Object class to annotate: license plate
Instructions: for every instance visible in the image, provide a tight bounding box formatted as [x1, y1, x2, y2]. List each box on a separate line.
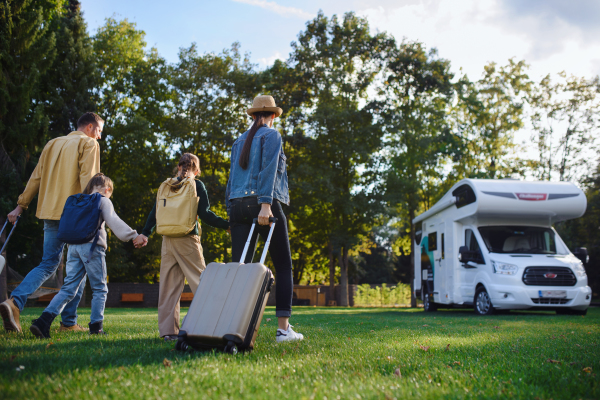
[538, 290, 567, 298]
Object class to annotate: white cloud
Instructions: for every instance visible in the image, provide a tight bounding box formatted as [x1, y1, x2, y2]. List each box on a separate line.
[357, 0, 600, 80]
[257, 51, 284, 68]
[232, 0, 314, 19]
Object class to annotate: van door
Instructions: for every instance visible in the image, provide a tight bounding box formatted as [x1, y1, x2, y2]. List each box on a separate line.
[440, 222, 455, 304]
[459, 227, 483, 304]
[435, 222, 450, 304]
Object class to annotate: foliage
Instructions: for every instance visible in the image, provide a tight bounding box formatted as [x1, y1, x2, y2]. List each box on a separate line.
[0, 0, 65, 279]
[529, 73, 600, 183]
[289, 12, 391, 305]
[354, 283, 412, 306]
[452, 59, 531, 180]
[0, 307, 598, 399]
[2, 5, 600, 300]
[555, 166, 600, 298]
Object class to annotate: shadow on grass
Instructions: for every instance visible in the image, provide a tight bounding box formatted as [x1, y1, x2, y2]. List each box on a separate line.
[0, 337, 220, 377]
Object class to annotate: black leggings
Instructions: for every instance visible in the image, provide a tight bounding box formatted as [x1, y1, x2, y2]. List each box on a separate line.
[229, 197, 293, 318]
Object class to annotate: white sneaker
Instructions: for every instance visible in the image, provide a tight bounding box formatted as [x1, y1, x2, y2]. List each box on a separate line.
[276, 324, 304, 343]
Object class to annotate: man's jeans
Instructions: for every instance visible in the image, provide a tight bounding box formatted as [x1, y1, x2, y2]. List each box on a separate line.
[10, 220, 85, 326]
[44, 243, 107, 324]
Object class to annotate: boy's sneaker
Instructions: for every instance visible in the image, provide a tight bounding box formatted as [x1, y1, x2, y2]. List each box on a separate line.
[276, 324, 304, 343]
[59, 322, 89, 332]
[0, 298, 22, 333]
[89, 321, 107, 335]
[30, 315, 53, 339]
[163, 335, 178, 342]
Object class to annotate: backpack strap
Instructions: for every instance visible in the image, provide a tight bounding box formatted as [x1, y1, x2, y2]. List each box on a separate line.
[86, 193, 104, 264]
[86, 229, 101, 264]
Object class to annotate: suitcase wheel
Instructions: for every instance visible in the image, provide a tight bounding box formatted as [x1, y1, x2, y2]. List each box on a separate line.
[224, 341, 238, 355]
[267, 277, 274, 292]
[175, 338, 188, 352]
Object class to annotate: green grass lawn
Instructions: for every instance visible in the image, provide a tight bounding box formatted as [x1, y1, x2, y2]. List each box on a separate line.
[1, 306, 598, 399]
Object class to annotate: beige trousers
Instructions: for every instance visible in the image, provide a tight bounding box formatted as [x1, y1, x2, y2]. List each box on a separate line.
[158, 234, 206, 337]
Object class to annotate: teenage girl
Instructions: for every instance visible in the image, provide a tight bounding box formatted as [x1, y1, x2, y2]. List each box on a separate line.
[138, 153, 229, 341]
[226, 95, 303, 342]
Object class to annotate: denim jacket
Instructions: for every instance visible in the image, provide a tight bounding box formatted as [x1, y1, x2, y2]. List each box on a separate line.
[226, 125, 289, 208]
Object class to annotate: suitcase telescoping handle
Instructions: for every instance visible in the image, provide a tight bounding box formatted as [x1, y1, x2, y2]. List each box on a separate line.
[0, 216, 20, 254]
[239, 217, 277, 265]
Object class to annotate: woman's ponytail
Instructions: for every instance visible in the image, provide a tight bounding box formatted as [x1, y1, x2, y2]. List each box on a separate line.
[239, 111, 274, 170]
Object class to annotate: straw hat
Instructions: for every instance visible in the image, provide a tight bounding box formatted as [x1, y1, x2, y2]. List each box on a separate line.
[246, 95, 283, 117]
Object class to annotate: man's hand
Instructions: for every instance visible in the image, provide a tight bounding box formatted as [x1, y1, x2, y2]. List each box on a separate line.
[8, 206, 23, 224]
[133, 234, 148, 248]
[258, 203, 273, 226]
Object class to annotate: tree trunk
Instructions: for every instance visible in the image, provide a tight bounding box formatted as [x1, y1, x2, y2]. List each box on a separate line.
[339, 246, 349, 307]
[0, 216, 8, 302]
[409, 209, 417, 308]
[328, 242, 335, 304]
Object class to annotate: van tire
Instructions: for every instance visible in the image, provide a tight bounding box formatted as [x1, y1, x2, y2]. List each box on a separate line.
[423, 287, 437, 312]
[474, 286, 494, 316]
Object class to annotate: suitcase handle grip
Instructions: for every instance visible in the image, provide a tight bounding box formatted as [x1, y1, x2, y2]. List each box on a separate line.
[240, 218, 277, 264]
[252, 217, 277, 224]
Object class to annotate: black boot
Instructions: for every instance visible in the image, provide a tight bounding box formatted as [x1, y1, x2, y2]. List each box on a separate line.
[30, 312, 55, 339]
[89, 321, 107, 335]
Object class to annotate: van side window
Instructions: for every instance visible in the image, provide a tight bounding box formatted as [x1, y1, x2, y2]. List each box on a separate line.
[441, 233, 445, 259]
[428, 232, 437, 251]
[465, 229, 484, 263]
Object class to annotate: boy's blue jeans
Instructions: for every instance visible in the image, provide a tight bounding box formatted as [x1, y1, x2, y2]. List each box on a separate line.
[44, 243, 107, 324]
[10, 220, 85, 326]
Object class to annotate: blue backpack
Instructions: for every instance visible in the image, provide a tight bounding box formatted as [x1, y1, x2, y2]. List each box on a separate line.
[57, 193, 104, 261]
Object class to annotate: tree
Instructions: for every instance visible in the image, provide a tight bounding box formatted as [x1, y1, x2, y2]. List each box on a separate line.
[452, 59, 531, 179]
[93, 18, 172, 282]
[290, 12, 391, 305]
[0, 0, 63, 299]
[379, 41, 456, 307]
[529, 73, 600, 183]
[41, 0, 97, 140]
[168, 42, 260, 264]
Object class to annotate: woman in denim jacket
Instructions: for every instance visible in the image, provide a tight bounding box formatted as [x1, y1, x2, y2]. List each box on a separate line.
[226, 95, 303, 343]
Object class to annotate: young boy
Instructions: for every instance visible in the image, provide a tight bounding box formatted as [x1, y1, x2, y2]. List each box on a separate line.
[30, 173, 142, 338]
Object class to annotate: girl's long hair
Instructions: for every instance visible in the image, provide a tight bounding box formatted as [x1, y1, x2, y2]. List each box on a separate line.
[170, 153, 200, 192]
[83, 173, 113, 195]
[239, 111, 275, 170]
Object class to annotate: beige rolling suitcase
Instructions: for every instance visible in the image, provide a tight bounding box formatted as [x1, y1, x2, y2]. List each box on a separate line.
[176, 218, 276, 354]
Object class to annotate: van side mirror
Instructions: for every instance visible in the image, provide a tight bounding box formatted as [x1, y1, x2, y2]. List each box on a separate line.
[458, 246, 469, 262]
[458, 245, 483, 264]
[573, 247, 589, 264]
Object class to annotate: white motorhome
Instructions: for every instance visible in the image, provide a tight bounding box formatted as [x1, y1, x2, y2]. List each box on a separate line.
[413, 179, 591, 315]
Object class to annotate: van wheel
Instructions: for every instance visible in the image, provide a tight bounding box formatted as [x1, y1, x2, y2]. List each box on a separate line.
[474, 287, 494, 315]
[423, 287, 437, 312]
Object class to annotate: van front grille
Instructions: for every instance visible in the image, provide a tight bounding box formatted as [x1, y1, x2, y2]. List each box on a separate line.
[522, 267, 576, 286]
[531, 298, 570, 305]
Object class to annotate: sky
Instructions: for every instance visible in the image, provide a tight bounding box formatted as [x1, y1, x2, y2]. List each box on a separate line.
[81, 0, 600, 81]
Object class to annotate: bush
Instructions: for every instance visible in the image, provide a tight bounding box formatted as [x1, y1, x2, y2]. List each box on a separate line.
[354, 283, 411, 307]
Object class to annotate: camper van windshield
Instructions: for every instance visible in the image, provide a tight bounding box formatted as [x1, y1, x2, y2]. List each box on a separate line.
[478, 226, 558, 254]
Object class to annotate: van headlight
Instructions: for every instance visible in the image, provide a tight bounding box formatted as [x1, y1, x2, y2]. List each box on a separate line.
[491, 260, 518, 275]
[571, 261, 586, 278]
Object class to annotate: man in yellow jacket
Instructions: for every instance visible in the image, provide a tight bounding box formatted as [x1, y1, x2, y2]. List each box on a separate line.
[0, 112, 103, 333]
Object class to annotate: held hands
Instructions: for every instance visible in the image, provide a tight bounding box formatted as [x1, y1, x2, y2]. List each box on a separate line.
[258, 203, 273, 226]
[7, 205, 23, 224]
[133, 234, 148, 249]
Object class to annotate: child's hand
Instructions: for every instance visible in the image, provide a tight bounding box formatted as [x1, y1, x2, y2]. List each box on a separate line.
[133, 234, 148, 248]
